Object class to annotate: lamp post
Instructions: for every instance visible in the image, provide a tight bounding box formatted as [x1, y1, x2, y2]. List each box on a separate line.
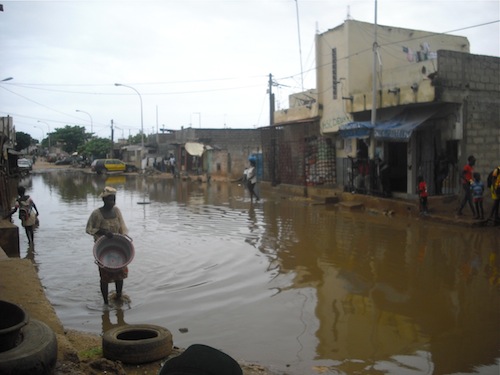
[1, 77, 13, 82]
[37, 120, 51, 149]
[33, 126, 45, 144]
[114, 83, 144, 149]
[75, 109, 93, 134]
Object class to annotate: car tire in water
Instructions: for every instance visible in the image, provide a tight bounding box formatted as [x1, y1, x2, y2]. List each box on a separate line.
[102, 324, 173, 364]
[0, 319, 58, 375]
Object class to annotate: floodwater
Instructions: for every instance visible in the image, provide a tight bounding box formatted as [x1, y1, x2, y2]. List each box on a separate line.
[14, 171, 500, 375]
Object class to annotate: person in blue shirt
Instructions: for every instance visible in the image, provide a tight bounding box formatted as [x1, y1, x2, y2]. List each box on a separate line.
[471, 172, 484, 220]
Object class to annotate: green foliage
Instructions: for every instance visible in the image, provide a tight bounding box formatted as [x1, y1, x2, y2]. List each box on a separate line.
[15, 131, 32, 151]
[51, 125, 90, 153]
[128, 133, 143, 145]
[78, 346, 102, 359]
[79, 137, 111, 159]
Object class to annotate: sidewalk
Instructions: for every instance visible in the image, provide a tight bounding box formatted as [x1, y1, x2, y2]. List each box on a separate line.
[339, 191, 496, 227]
[32, 158, 496, 227]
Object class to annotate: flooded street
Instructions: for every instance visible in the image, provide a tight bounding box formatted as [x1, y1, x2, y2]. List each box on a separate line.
[15, 171, 500, 375]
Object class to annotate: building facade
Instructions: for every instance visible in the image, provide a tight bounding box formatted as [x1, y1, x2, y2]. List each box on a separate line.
[272, 19, 499, 198]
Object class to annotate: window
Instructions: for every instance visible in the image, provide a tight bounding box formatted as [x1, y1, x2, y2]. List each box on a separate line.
[332, 48, 337, 100]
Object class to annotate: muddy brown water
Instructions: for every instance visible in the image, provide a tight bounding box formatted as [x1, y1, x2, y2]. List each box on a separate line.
[13, 171, 500, 375]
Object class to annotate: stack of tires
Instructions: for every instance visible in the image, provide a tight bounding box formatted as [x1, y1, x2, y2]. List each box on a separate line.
[0, 300, 57, 375]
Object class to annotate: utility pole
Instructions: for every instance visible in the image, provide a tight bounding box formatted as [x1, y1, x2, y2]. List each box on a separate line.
[294, 0, 304, 91]
[110, 119, 114, 158]
[268, 73, 275, 126]
[371, 0, 378, 126]
[370, 0, 378, 159]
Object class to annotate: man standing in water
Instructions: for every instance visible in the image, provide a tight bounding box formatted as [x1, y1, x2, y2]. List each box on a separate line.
[86, 187, 129, 305]
[246, 158, 260, 202]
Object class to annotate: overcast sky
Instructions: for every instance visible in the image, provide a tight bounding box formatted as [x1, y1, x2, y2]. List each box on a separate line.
[1, 0, 498, 141]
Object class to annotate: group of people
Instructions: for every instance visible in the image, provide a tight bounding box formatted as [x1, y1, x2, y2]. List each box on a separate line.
[457, 155, 500, 221]
[418, 154, 500, 221]
[151, 153, 177, 175]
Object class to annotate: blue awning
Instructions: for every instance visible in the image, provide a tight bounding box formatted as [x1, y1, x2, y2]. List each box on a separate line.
[374, 107, 437, 141]
[339, 121, 374, 139]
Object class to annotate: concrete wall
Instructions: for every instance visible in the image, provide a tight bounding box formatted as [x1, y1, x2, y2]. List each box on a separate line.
[436, 51, 500, 179]
[171, 128, 261, 178]
[0, 219, 20, 257]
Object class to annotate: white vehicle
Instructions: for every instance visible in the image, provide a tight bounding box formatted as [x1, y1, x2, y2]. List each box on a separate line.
[17, 158, 32, 173]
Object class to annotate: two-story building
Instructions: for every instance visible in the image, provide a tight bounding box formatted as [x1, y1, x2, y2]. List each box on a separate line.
[268, 19, 500, 198]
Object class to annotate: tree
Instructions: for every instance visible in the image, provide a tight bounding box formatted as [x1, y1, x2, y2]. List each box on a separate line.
[15, 131, 32, 152]
[51, 125, 90, 153]
[78, 137, 111, 159]
[128, 133, 143, 145]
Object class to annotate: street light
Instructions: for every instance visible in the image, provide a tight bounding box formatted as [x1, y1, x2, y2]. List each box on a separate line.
[33, 126, 45, 144]
[37, 120, 51, 149]
[114, 83, 144, 149]
[75, 109, 93, 134]
[1, 77, 13, 82]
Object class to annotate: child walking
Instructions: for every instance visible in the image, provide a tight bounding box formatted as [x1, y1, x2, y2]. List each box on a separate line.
[471, 172, 484, 220]
[417, 176, 428, 214]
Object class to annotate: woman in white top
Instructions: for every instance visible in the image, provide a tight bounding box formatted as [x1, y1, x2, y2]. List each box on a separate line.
[86, 186, 128, 305]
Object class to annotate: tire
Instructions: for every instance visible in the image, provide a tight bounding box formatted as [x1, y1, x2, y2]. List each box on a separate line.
[0, 319, 57, 375]
[102, 324, 173, 364]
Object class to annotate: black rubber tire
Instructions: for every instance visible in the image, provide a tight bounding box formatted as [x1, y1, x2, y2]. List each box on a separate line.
[0, 319, 58, 375]
[102, 324, 173, 364]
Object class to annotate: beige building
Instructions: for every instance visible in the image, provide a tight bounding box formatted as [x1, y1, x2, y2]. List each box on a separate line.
[316, 20, 471, 196]
[271, 19, 500, 198]
[317, 20, 469, 135]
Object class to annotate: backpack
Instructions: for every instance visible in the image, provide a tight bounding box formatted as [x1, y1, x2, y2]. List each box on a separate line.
[18, 198, 32, 221]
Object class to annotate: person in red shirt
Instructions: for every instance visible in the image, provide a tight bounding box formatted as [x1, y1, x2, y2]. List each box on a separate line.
[417, 175, 428, 214]
[457, 155, 476, 216]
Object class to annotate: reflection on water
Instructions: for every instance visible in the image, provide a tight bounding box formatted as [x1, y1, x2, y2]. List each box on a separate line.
[15, 171, 500, 374]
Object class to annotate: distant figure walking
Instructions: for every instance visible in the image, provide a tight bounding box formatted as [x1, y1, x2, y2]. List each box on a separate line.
[471, 172, 484, 220]
[246, 159, 259, 202]
[457, 155, 476, 217]
[169, 153, 176, 176]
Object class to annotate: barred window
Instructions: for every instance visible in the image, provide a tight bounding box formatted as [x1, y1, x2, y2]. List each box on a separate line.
[332, 48, 337, 100]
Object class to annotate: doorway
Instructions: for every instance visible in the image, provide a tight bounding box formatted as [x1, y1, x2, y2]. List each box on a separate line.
[388, 142, 407, 192]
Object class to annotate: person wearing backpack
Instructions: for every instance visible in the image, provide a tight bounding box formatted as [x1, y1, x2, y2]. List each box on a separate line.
[12, 186, 39, 244]
[246, 159, 260, 202]
[487, 166, 500, 223]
